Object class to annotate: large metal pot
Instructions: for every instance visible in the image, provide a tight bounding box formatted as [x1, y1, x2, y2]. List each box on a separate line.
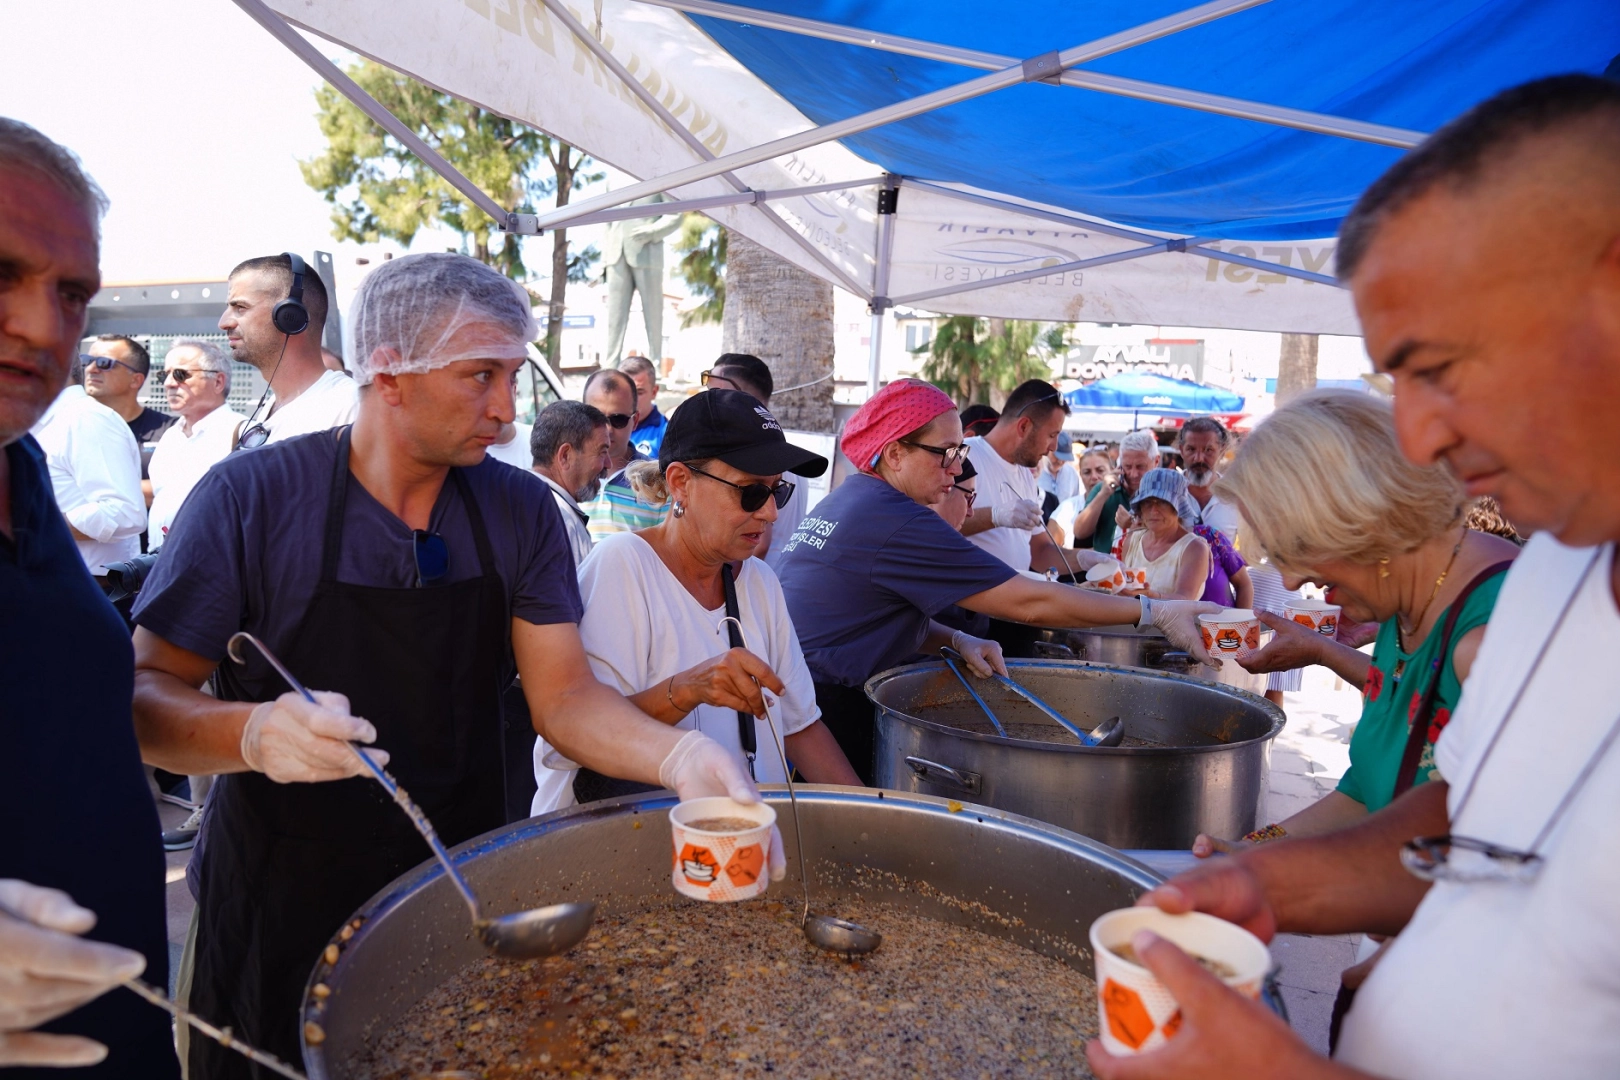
[300, 789, 1161, 1077]
[868, 659, 1284, 849]
[1034, 623, 1270, 695]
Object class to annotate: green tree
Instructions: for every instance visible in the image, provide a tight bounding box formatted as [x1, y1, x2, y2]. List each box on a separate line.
[916, 317, 1063, 408]
[672, 213, 726, 328]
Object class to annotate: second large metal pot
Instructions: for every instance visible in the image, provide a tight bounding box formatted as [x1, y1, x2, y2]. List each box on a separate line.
[869, 659, 1284, 849]
[1034, 623, 1270, 695]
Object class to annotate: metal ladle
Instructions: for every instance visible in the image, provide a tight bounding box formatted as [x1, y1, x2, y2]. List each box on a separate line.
[226, 632, 596, 960]
[719, 617, 881, 957]
[939, 646, 1125, 747]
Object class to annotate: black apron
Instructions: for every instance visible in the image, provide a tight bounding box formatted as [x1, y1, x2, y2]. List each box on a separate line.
[189, 431, 510, 1079]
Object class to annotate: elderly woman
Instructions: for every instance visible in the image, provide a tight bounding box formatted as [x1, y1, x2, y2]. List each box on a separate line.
[562, 390, 861, 806]
[775, 380, 1216, 781]
[1194, 389, 1518, 853]
[1119, 468, 1211, 601]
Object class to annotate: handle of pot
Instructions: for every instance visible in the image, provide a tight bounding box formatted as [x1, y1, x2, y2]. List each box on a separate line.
[1032, 641, 1077, 661]
[1154, 651, 1194, 670]
[904, 756, 982, 795]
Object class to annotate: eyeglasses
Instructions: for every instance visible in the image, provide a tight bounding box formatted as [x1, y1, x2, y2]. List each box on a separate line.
[81, 353, 142, 376]
[700, 369, 740, 392]
[165, 368, 221, 384]
[413, 530, 449, 587]
[1014, 389, 1070, 418]
[952, 484, 977, 507]
[1399, 835, 1544, 885]
[899, 439, 970, 469]
[602, 412, 633, 429]
[236, 423, 270, 450]
[685, 464, 795, 513]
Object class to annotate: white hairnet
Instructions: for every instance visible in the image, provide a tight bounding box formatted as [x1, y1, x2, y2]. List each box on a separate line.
[348, 252, 537, 387]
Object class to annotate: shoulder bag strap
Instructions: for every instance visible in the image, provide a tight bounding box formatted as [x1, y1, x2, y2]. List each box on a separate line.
[1392, 559, 1516, 797]
[720, 562, 757, 779]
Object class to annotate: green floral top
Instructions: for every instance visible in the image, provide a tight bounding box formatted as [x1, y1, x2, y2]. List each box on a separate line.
[1336, 570, 1507, 813]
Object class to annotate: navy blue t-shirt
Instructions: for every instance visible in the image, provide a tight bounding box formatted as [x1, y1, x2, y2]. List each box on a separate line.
[134, 427, 585, 673]
[774, 473, 1017, 687]
[1, 436, 177, 1078]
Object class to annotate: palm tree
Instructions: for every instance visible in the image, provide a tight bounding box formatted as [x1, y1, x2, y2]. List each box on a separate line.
[918, 317, 1064, 408]
[719, 230, 834, 433]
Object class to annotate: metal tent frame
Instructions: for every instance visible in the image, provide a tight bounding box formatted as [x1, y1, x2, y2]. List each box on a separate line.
[233, 0, 1428, 393]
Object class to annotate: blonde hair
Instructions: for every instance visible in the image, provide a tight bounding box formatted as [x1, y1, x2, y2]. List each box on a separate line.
[625, 460, 669, 507]
[1214, 389, 1463, 570]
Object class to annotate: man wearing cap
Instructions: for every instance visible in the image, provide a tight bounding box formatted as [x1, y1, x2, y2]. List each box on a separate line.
[777, 379, 1217, 781]
[1037, 432, 1082, 516]
[128, 253, 770, 1078]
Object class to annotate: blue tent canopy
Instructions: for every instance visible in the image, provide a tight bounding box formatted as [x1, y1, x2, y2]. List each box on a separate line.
[1064, 372, 1245, 415]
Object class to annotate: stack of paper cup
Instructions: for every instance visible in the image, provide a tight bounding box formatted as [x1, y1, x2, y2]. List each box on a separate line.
[1284, 599, 1342, 638]
[668, 797, 776, 902]
[1089, 908, 1270, 1055]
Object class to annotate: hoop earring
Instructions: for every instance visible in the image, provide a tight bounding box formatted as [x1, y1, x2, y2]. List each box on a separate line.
[672, 501, 685, 518]
[1378, 558, 1390, 579]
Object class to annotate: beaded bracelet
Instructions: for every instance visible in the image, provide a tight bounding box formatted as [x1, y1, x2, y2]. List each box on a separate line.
[1243, 823, 1288, 843]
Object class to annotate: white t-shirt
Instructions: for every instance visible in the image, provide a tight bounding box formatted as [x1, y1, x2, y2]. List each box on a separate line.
[30, 386, 145, 573]
[965, 435, 1040, 571]
[147, 403, 247, 542]
[1338, 536, 1620, 1079]
[1192, 485, 1244, 543]
[252, 369, 359, 444]
[486, 422, 533, 470]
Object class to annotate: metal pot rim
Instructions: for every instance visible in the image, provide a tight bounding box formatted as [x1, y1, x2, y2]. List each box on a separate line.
[863, 657, 1286, 754]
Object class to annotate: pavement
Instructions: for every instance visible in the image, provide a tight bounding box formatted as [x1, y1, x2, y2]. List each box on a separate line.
[153, 662, 1367, 1054]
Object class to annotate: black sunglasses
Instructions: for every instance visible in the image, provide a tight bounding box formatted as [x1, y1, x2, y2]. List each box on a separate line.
[413, 529, 449, 587]
[899, 438, 970, 469]
[1014, 389, 1070, 418]
[165, 367, 222, 383]
[81, 353, 143, 375]
[236, 423, 270, 450]
[602, 412, 633, 429]
[685, 464, 795, 513]
[700, 369, 740, 391]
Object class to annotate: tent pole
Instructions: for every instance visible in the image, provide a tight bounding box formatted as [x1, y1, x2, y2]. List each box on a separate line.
[867, 177, 899, 399]
[537, 0, 873, 298]
[529, 0, 1269, 232]
[229, 0, 510, 229]
[526, 177, 884, 231]
[867, 312, 885, 399]
[632, 0, 1423, 148]
[891, 241, 1178, 307]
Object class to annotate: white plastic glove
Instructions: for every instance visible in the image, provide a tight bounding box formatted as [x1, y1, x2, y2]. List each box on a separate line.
[240, 691, 390, 784]
[1140, 597, 1224, 667]
[658, 729, 786, 883]
[992, 498, 1043, 531]
[0, 880, 147, 1067]
[949, 630, 1008, 679]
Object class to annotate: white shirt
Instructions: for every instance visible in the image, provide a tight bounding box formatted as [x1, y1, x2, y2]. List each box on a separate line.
[965, 435, 1041, 571]
[486, 422, 533, 470]
[535, 472, 593, 570]
[1191, 485, 1243, 542]
[147, 403, 248, 542]
[1338, 536, 1620, 1080]
[251, 369, 359, 444]
[1037, 463, 1081, 504]
[30, 386, 145, 573]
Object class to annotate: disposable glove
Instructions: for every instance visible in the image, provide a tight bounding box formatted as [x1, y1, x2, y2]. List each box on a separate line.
[949, 630, 1008, 678]
[1139, 597, 1223, 666]
[658, 729, 786, 883]
[991, 498, 1043, 531]
[240, 690, 390, 784]
[0, 880, 146, 1067]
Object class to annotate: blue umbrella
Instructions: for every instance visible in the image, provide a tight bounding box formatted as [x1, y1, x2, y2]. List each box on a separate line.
[1062, 372, 1245, 417]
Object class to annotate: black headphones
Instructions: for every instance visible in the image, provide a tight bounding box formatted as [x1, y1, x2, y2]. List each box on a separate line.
[271, 251, 310, 336]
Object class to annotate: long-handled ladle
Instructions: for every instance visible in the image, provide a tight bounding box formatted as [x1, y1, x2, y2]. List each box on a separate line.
[719, 617, 881, 957]
[226, 632, 596, 960]
[939, 645, 1124, 747]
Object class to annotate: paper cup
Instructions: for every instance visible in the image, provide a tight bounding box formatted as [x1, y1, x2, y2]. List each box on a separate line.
[1089, 908, 1270, 1055]
[1284, 599, 1342, 638]
[1197, 608, 1264, 660]
[669, 797, 776, 902]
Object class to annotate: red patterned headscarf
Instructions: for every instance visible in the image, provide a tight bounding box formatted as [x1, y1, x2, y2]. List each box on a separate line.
[841, 379, 958, 475]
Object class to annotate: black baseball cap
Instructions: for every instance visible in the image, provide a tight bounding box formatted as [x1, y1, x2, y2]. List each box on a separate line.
[659, 389, 829, 478]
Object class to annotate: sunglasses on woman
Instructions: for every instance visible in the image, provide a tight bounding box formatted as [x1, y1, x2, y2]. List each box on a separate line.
[686, 464, 795, 512]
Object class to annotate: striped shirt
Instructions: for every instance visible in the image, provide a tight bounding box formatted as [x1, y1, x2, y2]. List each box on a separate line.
[583, 463, 668, 540]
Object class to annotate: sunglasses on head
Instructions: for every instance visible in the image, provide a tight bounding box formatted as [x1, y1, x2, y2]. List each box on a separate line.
[685, 464, 795, 513]
[81, 353, 142, 375]
[699, 369, 740, 391]
[165, 367, 221, 384]
[1014, 389, 1070, 418]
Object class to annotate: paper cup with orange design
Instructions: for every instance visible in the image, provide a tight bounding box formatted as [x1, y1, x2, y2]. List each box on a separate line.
[1197, 608, 1265, 660]
[1089, 907, 1270, 1055]
[669, 797, 776, 902]
[1284, 599, 1342, 639]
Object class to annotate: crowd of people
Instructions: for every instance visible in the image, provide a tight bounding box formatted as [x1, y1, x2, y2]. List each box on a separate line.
[2, 70, 1618, 1080]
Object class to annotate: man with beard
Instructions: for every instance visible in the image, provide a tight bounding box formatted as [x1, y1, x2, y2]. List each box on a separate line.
[219, 253, 356, 448]
[1179, 416, 1239, 539]
[531, 400, 611, 568]
[1084, 75, 1620, 1080]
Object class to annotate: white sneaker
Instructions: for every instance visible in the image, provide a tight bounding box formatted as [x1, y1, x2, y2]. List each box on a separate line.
[162, 805, 205, 851]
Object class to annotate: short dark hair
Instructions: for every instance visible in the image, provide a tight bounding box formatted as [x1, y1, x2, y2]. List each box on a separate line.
[1178, 416, 1229, 447]
[532, 400, 608, 467]
[228, 253, 330, 334]
[583, 367, 637, 404]
[1000, 379, 1065, 423]
[1338, 75, 1620, 280]
[712, 353, 773, 400]
[94, 333, 150, 374]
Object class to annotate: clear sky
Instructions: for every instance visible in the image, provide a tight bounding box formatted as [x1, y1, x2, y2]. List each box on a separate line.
[0, 0, 611, 302]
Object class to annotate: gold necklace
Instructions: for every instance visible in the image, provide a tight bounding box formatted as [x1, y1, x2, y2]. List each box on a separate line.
[1397, 530, 1465, 654]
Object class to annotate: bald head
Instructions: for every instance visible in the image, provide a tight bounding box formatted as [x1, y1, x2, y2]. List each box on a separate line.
[1345, 75, 1620, 546]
